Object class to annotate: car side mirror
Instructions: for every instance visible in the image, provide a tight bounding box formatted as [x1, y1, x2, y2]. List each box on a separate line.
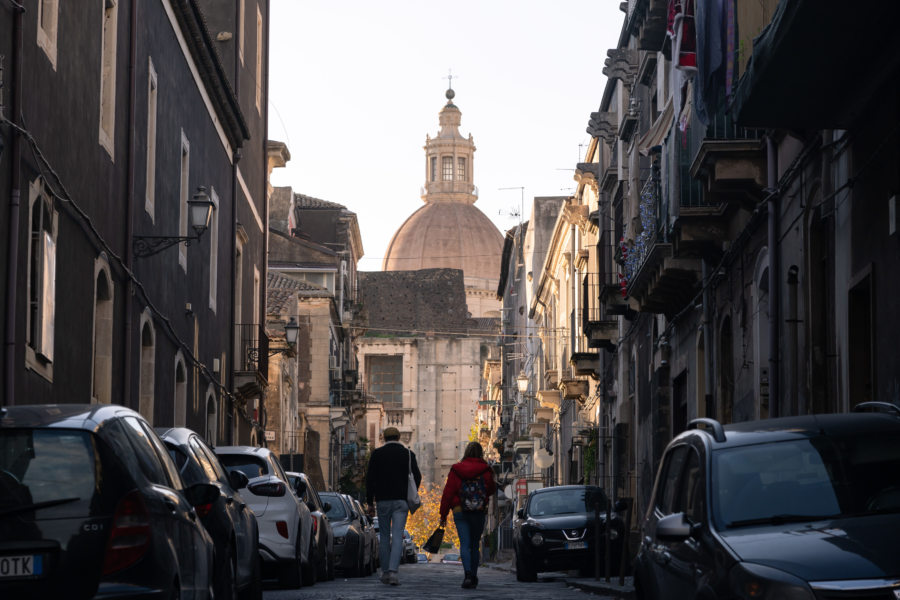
[656, 512, 696, 541]
[516, 508, 525, 519]
[614, 499, 628, 512]
[185, 482, 219, 507]
[228, 470, 249, 490]
[323, 501, 331, 513]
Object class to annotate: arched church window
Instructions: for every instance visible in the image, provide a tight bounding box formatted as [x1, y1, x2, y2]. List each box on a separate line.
[442, 156, 453, 180]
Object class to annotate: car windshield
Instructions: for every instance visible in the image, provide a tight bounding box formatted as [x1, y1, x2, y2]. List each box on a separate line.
[527, 487, 608, 516]
[217, 453, 268, 480]
[713, 433, 900, 529]
[321, 494, 347, 519]
[0, 429, 97, 518]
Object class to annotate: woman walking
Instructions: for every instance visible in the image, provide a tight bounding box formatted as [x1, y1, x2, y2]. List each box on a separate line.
[439, 441, 496, 589]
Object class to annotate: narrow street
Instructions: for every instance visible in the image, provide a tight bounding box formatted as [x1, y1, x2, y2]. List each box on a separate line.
[262, 564, 617, 599]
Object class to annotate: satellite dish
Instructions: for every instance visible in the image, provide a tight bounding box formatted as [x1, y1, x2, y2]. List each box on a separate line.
[534, 448, 553, 469]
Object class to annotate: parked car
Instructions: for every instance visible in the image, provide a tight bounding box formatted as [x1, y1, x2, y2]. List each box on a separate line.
[417, 552, 429, 563]
[402, 529, 417, 564]
[319, 492, 367, 576]
[215, 446, 314, 588]
[158, 427, 262, 600]
[634, 410, 900, 600]
[513, 484, 624, 581]
[440, 552, 462, 564]
[285, 471, 335, 581]
[348, 495, 378, 574]
[0, 404, 217, 599]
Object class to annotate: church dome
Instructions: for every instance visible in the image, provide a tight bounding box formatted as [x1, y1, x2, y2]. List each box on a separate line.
[382, 202, 503, 279]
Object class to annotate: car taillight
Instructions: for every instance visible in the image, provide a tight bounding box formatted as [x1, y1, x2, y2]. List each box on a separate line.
[195, 503, 213, 519]
[103, 491, 151, 575]
[276, 520, 289, 539]
[248, 481, 286, 497]
[311, 517, 318, 536]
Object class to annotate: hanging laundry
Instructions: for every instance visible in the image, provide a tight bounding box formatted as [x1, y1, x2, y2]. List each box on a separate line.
[667, 0, 698, 73]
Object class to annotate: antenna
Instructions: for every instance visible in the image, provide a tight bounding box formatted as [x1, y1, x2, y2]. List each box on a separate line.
[499, 186, 525, 224]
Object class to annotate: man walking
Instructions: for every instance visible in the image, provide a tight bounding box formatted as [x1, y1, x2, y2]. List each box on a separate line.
[366, 426, 421, 585]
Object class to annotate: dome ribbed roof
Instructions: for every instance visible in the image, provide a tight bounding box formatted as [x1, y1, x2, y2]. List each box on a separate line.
[382, 202, 503, 279]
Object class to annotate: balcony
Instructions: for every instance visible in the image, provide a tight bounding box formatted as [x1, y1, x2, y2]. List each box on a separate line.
[560, 378, 589, 400]
[385, 406, 415, 440]
[570, 352, 601, 379]
[533, 406, 555, 423]
[625, 176, 700, 317]
[629, 0, 669, 51]
[235, 324, 268, 399]
[528, 422, 547, 438]
[582, 273, 620, 350]
[536, 389, 561, 410]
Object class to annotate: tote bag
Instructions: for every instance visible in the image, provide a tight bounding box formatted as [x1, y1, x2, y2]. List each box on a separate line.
[407, 449, 421, 514]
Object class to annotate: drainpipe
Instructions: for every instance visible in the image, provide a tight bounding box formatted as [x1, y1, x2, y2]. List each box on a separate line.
[767, 135, 780, 417]
[702, 260, 714, 418]
[570, 221, 577, 362]
[229, 0, 242, 443]
[787, 266, 799, 415]
[4, 3, 24, 405]
[122, 0, 138, 409]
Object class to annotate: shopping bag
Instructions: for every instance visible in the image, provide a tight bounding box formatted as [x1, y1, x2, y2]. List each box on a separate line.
[422, 526, 444, 553]
[407, 450, 422, 514]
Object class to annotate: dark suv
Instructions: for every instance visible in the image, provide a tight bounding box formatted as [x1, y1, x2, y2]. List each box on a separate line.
[634, 409, 900, 599]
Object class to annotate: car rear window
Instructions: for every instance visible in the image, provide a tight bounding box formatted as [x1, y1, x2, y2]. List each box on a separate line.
[217, 453, 268, 480]
[0, 429, 98, 518]
[320, 494, 347, 519]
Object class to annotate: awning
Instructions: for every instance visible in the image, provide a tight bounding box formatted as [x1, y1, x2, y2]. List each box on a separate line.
[638, 97, 674, 156]
[732, 0, 900, 130]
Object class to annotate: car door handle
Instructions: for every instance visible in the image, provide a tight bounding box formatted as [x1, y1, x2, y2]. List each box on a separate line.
[226, 496, 234, 505]
[164, 499, 177, 513]
[660, 551, 672, 565]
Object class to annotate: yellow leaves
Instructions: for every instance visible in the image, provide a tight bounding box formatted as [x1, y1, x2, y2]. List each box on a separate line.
[406, 483, 460, 551]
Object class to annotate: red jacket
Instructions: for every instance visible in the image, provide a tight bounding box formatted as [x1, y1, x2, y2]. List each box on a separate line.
[439, 457, 496, 519]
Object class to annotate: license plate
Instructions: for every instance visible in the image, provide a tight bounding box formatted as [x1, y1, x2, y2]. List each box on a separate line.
[0, 555, 43, 578]
[565, 541, 587, 550]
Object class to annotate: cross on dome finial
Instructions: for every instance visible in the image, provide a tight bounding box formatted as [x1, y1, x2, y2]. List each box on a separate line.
[445, 69, 456, 101]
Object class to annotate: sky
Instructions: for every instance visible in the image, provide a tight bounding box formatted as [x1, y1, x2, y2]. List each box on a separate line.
[267, 1, 625, 272]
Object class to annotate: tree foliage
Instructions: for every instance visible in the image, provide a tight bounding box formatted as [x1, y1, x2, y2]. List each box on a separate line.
[405, 483, 460, 551]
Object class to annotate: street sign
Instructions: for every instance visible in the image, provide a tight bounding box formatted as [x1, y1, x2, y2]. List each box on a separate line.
[265, 430, 275, 441]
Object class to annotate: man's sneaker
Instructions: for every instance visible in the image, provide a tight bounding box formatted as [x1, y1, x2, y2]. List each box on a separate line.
[380, 571, 391, 584]
[388, 572, 400, 586]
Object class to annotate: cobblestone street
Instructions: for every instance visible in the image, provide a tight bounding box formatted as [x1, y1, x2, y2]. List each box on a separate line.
[262, 563, 619, 600]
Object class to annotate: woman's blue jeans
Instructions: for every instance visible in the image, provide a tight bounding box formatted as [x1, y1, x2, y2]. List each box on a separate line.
[453, 510, 486, 576]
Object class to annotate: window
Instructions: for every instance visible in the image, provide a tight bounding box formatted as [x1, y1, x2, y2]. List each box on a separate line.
[36, 0, 59, 69]
[27, 179, 57, 371]
[430, 156, 437, 182]
[174, 354, 187, 427]
[99, 0, 118, 156]
[145, 57, 158, 220]
[138, 311, 155, 422]
[189, 437, 219, 482]
[140, 419, 183, 489]
[208, 187, 219, 311]
[442, 156, 453, 181]
[206, 388, 218, 446]
[367, 355, 402, 406]
[255, 5, 262, 113]
[178, 132, 189, 271]
[92, 257, 114, 404]
[457, 157, 466, 181]
[122, 416, 168, 486]
[655, 445, 688, 514]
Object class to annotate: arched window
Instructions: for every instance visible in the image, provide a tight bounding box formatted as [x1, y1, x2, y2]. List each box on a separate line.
[174, 353, 187, 427]
[138, 310, 156, 422]
[206, 387, 218, 445]
[92, 257, 114, 404]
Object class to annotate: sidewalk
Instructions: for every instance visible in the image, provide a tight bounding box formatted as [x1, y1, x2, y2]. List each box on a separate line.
[484, 559, 635, 598]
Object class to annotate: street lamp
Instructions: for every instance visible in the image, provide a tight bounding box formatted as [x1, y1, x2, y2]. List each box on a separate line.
[269, 317, 299, 356]
[133, 187, 215, 257]
[516, 371, 529, 394]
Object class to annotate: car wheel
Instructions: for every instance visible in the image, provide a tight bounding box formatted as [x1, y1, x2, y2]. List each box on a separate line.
[278, 540, 303, 589]
[238, 553, 262, 600]
[515, 548, 537, 583]
[326, 551, 336, 581]
[216, 544, 238, 600]
[316, 544, 328, 581]
[302, 540, 317, 587]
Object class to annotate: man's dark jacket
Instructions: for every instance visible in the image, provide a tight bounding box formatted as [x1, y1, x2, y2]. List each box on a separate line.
[366, 441, 422, 506]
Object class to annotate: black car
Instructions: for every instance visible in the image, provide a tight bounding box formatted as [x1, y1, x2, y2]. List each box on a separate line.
[634, 410, 900, 600]
[319, 492, 368, 576]
[513, 484, 624, 581]
[158, 427, 262, 600]
[286, 471, 335, 581]
[0, 404, 217, 599]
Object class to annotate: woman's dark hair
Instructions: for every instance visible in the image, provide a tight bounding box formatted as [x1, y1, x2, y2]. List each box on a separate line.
[463, 441, 483, 460]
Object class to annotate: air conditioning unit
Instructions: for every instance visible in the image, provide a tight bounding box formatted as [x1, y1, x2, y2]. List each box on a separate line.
[329, 355, 339, 370]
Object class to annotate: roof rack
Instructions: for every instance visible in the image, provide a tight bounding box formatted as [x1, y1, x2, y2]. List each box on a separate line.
[852, 401, 900, 416]
[687, 418, 726, 443]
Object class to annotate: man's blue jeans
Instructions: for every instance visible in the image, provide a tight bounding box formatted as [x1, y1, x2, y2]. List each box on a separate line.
[453, 510, 486, 576]
[377, 499, 409, 574]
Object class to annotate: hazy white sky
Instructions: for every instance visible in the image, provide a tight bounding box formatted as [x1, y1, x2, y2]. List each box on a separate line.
[267, 1, 624, 271]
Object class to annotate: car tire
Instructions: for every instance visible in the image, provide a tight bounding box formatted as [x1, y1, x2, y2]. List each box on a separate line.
[515, 549, 537, 582]
[239, 554, 262, 600]
[215, 543, 238, 600]
[278, 540, 303, 589]
[302, 541, 317, 587]
[326, 551, 335, 581]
